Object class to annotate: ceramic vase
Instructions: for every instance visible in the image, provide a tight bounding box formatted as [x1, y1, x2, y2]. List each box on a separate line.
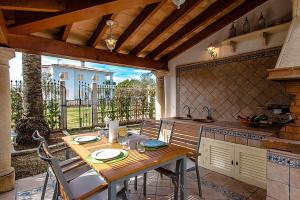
[109, 120, 119, 143]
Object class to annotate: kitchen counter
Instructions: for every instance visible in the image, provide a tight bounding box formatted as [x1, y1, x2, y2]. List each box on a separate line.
[163, 117, 282, 148]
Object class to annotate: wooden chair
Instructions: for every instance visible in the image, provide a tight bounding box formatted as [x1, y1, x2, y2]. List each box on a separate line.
[32, 131, 91, 200]
[156, 123, 204, 197]
[35, 132, 126, 200]
[134, 119, 175, 196]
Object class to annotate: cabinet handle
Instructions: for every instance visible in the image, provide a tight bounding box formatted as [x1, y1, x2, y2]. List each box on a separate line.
[236, 161, 238, 166]
[231, 160, 234, 165]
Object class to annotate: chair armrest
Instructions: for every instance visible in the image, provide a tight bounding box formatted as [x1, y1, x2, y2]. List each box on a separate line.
[77, 183, 109, 199]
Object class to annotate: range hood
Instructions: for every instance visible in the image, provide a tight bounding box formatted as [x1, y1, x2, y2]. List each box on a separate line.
[267, 0, 300, 141]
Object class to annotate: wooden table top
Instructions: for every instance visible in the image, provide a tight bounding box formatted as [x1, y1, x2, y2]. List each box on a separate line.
[62, 133, 190, 183]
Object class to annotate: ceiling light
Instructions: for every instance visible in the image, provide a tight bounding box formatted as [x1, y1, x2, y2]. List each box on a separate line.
[172, 0, 185, 9]
[105, 20, 117, 52]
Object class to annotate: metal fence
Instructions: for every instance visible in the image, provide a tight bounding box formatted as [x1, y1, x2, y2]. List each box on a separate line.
[10, 80, 155, 130]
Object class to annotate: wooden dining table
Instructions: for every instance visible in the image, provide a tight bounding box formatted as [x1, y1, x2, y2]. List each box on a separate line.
[62, 133, 190, 200]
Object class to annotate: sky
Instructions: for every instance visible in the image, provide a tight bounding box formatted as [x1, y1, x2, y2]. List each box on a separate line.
[9, 52, 151, 83]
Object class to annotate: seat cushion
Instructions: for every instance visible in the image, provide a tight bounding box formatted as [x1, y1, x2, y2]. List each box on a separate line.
[160, 158, 195, 173]
[68, 169, 124, 200]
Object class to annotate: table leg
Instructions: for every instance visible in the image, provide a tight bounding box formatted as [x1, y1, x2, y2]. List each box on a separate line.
[108, 181, 117, 200]
[180, 157, 186, 200]
[174, 159, 181, 200]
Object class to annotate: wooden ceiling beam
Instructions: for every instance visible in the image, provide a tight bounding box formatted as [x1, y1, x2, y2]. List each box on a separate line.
[87, 14, 113, 48]
[7, 34, 167, 71]
[8, 0, 162, 34]
[147, 0, 238, 59]
[0, 0, 65, 12]
[0, 10, 8, 45]
[130, 0, 201, 56]
[115, 2, 160, 51]
[58, 24, 72, 41]
[163, 0, 268, 60]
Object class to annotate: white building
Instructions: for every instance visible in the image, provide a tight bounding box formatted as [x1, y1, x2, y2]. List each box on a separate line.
[42, 62, 114, 100]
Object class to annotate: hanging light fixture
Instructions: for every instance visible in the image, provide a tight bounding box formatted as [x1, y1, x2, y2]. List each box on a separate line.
[172, 0, 185, 9]
[105, 20, 117, 52]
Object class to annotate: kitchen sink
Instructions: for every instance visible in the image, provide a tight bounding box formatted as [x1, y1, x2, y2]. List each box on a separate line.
[192, 118, 214, 123]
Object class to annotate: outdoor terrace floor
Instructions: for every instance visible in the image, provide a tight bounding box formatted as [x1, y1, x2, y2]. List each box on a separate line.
[1, 167, 266, 200]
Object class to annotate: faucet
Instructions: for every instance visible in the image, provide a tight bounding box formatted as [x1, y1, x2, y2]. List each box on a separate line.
[183, 105, 192, 118]
[203, 106, 213, 120]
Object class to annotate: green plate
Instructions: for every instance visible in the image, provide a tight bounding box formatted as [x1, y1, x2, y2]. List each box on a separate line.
[86, 150, 129, 164]
[145, 145, 168, 151]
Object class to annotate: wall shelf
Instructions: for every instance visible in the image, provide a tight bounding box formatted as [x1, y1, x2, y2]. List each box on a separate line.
[222, 22, 291, 52]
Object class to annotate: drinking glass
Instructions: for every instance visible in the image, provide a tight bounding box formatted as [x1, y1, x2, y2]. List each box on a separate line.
[136, 140, 145, 153]
[94, 127, 102, 139]
[118, 135, 129, 149]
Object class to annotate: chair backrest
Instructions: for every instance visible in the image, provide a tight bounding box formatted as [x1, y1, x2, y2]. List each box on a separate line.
[170, 122, 203, 161]
[36, 136, 75, 200]
[158, 120, 175, 143]
[140, 119, 162, 140]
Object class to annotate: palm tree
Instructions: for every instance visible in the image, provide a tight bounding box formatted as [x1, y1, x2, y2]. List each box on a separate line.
[16, 53, 50, 144]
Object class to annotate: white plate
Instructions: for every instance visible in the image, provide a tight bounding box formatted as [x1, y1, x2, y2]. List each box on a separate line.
[74, 136, 98, 143]
[91, 149, 122, 160]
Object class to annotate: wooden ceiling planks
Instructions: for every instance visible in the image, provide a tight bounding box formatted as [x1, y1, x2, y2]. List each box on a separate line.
[115, 2, 160, 51]
[8, 0, 162, 34]
[87, 14, 113, 47]
[120, 0, 176, 54]
[163, 0, 268, 60]
[154, 0, 245, 60]
[0, 0, 270, 70]
[130, 0, 204, 56]
[58, 24, 72, 41]
[147, 0, 239, 59]
[0, 0, 65, 12]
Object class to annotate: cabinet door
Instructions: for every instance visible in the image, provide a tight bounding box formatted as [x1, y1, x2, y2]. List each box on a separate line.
[203, 138, 235, 177]
[198, 137, 205, 167]
[234, 144, 267, 189]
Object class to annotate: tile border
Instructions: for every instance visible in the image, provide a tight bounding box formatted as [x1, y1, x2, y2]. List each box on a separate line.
[267, 151, 300, 169]
[204, 126, 267, 141]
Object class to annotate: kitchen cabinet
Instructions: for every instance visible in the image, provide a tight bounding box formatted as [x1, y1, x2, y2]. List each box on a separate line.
[199, 138, 266, 189]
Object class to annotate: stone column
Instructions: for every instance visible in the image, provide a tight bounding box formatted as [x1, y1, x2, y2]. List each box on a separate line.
[91, 76, 98, 126]
[59, 73, 67, 130]
[0, 47, 15, 192]
[153, 70, 168, 120]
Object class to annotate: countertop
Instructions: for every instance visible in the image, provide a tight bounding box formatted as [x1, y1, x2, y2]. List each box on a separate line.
[163, 117, 281, 137]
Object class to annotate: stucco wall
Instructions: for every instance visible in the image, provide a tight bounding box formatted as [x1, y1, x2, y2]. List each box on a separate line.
[165, 0, 292, 117]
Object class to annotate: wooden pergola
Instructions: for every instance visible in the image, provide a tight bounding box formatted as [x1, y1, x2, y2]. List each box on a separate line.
[0, 0, 267, 71]
[0, 0, 269, 193]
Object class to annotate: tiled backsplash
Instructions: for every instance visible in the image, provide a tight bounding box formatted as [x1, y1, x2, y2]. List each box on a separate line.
[176, 47, 291, 122]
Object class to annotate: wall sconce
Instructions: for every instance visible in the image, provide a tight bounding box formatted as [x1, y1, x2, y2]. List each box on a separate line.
[207, 43, 217, 59]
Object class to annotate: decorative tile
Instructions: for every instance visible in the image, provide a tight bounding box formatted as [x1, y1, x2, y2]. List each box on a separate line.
[267, 151, 300, 169]
[176, 47, 291, 122]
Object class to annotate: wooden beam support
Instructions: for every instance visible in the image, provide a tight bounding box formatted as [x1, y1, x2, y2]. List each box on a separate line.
[147, 0, 238, 59]
[87, 14, 113, 47]
[115, 2, 159, 51]
[0, 0, 65, 12]
[0, 10, 8, 45]
[58, 24, 72, 41]
[163, 0, 268, 60]
[9, 0, 162, 34]
[130, 0, 201, 55]
[7, 34, 167, 71]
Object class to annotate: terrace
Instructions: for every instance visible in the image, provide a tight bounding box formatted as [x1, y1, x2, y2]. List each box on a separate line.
[0, 0, 300, 200]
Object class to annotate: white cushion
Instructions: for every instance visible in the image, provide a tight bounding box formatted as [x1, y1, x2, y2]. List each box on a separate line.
[161, 158, 195, 173]
[68, 169, 123, 200]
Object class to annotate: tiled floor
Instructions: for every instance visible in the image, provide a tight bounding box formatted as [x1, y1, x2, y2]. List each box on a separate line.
[1, 167, 266, 200]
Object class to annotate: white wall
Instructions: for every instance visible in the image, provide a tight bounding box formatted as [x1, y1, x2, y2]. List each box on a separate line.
[165, 0, 292, 117]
